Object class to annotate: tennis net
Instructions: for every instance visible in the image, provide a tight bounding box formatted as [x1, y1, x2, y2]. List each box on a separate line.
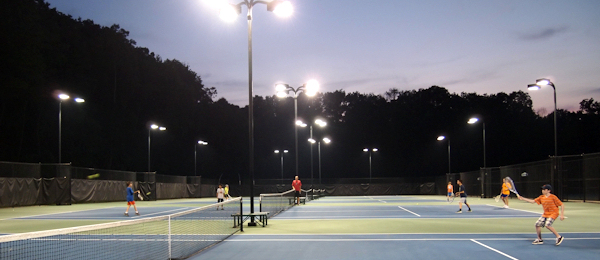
[259, 189, 295, 216]
[0, 197, 242, 260]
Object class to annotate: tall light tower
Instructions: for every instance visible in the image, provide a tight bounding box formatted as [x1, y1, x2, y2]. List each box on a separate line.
[276, 80, 320, 179]
[216, 0, 293, 221]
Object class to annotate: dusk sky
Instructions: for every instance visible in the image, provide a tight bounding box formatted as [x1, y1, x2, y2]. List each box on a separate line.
[45, 0, 600, 113]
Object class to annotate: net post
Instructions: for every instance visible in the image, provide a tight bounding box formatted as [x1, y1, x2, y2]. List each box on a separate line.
[240, 197, 244, 232]
[168, 215, 172, 259]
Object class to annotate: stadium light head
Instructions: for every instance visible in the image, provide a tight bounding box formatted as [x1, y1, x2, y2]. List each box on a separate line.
[467, 118, 479, 124]
[323, 137, 331, 143]
[151, 124, 159, 129]
[527, 84, 541, 91]
[59, 94, 70, 100]
[198, 140, 208, 145]
[315, 119, 327, 127]
[303, 79, 319, 97]
[74, 98, 85, 103]
[373, 148, 378, 152]
[268, 0, 293, 17]
[363, 148, 368, 152]
[536, 78, 552, 86]
[274, 150, 280, 153]
[437, 136, 446, 141]
[308, 138, 316, 144]
[159, 127, 166, 131]
[219, 3, 241, 22]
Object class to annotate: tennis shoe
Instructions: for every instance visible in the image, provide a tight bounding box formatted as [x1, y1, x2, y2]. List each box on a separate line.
[556, 236, 564, 246]
[532, 239, 543, 245]
[503, 205, 509, 208]
[135, 212, 140, 216]
[124, 213, 129, 217]
[456, 210, 462, 213]
[468, 209, 472, 212]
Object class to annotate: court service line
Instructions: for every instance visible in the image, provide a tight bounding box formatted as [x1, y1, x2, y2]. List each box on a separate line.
[130, 207, 191, 218]
[470, 239, 518, 260]
[397, 206, 420, 217]
[485, 204, 542, 215]
[8, 207, 119, 220]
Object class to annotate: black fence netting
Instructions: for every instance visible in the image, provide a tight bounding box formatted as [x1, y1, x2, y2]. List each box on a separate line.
[0, 178, 70, 206]
[2, 152, 599, 207]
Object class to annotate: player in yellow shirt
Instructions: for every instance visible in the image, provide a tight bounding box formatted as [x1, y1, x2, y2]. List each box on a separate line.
[224, 184, 231, 200]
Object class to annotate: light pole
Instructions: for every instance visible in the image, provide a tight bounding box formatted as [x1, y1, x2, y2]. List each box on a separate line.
[309, 137, 331, 185]
[148, 124, 166, 173]
[527, 78, 558, 157]
[467, 117, 486, 168]
[195, 140, 208, 176]
[300, 118, 326, 187]
[274, 149, 288, 184]
[217, 0, 292, 219]
[362, 148, 378, 182]
[276, 80, 320, 180]
[58, 93, 84, 163]
[437, 136, 451, 174]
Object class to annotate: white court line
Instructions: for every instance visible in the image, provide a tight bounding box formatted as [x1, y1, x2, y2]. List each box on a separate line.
[130, 207, 191, 218]
[397, 206, 420, 217]
[6, 207, 119, 220]
[485, 204, 543, 215]
[471, 239, 519, 260]
[274, 216, 548, 220]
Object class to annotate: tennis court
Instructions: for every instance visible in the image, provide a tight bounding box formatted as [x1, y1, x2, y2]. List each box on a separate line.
[191, 195, 600, 260]
[1, 195, 600, 259]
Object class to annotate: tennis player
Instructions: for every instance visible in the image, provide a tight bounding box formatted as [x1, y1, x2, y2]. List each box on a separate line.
[447, 182, 454, 201]
[455, 180, 471, 213]
[124, 181, 140, 216]
[216, 184, 225, 210]
[224, 184, 231, 200]
[292, 176, 302, 205]
[518, 184, 565, 245]
[501, 178, 511, 208]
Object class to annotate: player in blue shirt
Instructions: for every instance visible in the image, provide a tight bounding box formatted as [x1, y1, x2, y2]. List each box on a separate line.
[124, 181, 140, 216]
[455, 180, 472, 213]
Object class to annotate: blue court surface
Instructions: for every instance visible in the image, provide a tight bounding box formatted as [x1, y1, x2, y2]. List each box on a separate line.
[14, 206, 194, 220]
[190, 233, 600, 260]
[187, 195, 600, 260]
[276, 204, 541, 219]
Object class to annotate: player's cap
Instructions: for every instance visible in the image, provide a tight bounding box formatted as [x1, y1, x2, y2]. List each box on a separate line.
[541, 184, 552, 190]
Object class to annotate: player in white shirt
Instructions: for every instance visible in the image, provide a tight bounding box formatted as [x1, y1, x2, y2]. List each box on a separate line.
[216, 184, 225, 210]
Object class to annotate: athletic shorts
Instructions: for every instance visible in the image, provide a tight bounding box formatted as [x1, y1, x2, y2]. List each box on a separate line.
[501, 194, 508, 198]
[127, 201, 135, 205]
[535, 217, 555, 227]
[459, 197, 467, 203]
[217, 198, 224, 203]
[295, 190, 301, 198]
[448, 192, 453, 196]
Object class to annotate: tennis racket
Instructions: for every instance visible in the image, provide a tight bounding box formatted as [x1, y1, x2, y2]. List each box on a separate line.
[137, 190, 143, 201]
[494, 194, 501, 202]
[448, 195, 456, 203]
[505, 177, 520, 196]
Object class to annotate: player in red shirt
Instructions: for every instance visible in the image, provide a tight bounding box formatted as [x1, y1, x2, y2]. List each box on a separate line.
[518, 184, 565, 246]
[292, 176, 302, 205]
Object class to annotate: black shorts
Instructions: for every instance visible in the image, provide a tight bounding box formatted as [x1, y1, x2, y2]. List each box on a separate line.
[217, 198, 224, 203]
[295, 190, 301, 198]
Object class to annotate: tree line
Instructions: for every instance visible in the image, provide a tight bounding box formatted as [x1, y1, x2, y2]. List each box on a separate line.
[1, 0, 598, 183]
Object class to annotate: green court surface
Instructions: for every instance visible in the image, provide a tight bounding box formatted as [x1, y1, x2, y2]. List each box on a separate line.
[238, 195, 600, 235]
[0, 198, 219, 234]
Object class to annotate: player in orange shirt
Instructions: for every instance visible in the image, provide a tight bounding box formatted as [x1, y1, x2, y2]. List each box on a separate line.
[447, 182, 454, 201]
[518, 184, 565, 246]
[501, 178, 511, 208]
